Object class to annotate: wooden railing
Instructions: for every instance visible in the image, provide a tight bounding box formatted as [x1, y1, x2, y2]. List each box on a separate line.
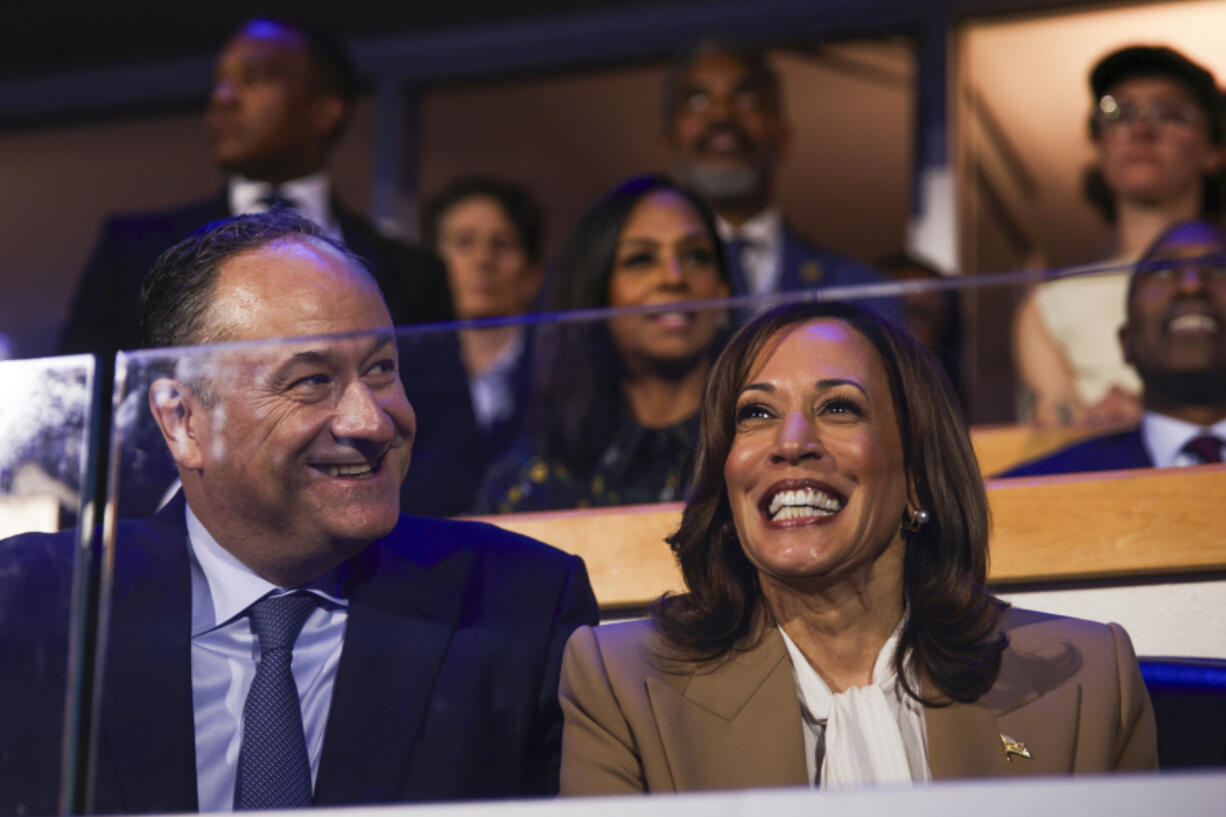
[470, 464, 1226, 611]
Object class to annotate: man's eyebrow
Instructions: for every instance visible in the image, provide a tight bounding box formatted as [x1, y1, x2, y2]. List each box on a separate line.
[364, 334, 396, 361]
[268, 350, 332, 387]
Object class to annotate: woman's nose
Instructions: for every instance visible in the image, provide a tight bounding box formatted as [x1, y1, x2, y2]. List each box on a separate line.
[659, 255, 688, 287]
[772, 412, 820, 463]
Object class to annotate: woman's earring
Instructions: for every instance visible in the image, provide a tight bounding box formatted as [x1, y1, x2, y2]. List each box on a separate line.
[902, 505, 930, 533]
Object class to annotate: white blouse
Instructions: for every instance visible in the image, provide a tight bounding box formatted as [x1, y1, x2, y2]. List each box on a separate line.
[779, 621, 930, 787]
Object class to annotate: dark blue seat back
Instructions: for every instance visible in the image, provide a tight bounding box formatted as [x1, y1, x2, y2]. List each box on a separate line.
[1139, 657, 1226, 769]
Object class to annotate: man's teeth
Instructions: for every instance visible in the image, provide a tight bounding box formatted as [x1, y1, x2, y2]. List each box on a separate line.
[767, 488, 845, 521]
[1169, 314, 1219, 334]
[322, 463, 375, 478]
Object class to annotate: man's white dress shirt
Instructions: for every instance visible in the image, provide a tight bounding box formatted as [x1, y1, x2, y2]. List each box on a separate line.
[716, 208, 784, 296]
[186, 505, 348, 810]
[1141, 412, 1226, 467]
[229, 173, 342, 240]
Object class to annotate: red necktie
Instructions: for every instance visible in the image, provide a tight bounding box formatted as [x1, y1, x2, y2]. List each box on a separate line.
[1182, 434, 1224, 464]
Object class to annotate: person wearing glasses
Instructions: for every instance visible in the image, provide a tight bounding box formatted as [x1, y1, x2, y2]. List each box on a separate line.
[1013, 45, 1223, 428]
[397, 177, 545, 516]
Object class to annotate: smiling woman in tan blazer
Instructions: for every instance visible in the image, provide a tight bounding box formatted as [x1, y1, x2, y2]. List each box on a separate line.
[559, 302, 1156, 794]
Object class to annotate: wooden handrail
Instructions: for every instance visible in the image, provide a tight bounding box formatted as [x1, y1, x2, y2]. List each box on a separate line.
[470, 464, 1226, 611]
[968, 422, 1130, 478]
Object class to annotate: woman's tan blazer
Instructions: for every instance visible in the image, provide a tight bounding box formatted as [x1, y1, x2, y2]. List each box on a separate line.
[559, 606, 1157, 794]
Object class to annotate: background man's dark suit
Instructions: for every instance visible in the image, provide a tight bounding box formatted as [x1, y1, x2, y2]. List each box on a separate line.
[0, 494, 597, 815]
[775, 224, 884, 294]
[724, 226, 896, 318]
[996, 428, 1151, 478]
[58, 194, 454, 356]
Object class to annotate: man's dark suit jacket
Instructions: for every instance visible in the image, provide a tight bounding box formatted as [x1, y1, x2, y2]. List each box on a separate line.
[58, 193, 454, 357]
[0, 495, 597, 815]
[996, 428, 1152, 478]
[726, 223, 886, 298]
[398, 331, 533, 517]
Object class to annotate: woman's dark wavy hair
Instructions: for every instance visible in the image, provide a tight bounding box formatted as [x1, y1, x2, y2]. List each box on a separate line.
[651, 301, 1007, 705]
[530, 174, 730, 474]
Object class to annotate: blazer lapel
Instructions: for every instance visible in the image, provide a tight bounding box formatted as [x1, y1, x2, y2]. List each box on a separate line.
[647, 629, 808, 791]
[926, 646, 1081, 779]
[98, 497, 198, 812]
[313, 522, 473, 805]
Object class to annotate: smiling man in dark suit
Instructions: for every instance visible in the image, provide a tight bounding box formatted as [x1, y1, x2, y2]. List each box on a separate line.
[1001, 219, 1226, 477]
[3, 211, 596, 814]
[59, 18, 451, 359]
[661, 41, 885, 301]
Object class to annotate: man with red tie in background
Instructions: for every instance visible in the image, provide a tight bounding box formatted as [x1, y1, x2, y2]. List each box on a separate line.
[1001, 219, 1226, 476]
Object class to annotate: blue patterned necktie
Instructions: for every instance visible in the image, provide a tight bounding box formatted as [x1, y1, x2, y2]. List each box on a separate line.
[234, 592, 317, 810]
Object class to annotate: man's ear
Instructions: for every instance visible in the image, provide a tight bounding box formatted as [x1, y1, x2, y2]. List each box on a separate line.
[148, 378, 205, 470]
[310, 94, 346, 142]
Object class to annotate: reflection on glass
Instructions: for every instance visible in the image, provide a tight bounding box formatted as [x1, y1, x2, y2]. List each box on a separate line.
[0, 354, 94, 816]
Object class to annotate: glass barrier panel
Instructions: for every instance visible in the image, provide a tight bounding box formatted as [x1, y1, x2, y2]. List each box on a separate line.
[105, 260, 1187, 527]
[100, 250, 1218, 806]
[0, 353, 96, 815]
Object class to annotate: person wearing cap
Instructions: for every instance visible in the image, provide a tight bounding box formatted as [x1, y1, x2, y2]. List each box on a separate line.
[1013, 45, 1223, 428]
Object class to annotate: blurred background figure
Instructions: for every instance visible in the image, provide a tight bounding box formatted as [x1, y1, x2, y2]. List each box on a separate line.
[427, 176, 544, 433]
[1002, 219, 1226, 476]
[661, 40, 884, 299]
[875, 253, 964, 404]
[1013, 45, 1223, 427]
[475, 175, 730, 513]
[398, 176, 544, 517]
[58, 17, 451, 359]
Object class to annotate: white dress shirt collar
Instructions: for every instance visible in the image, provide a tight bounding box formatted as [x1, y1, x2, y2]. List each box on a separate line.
[228, 172, 341, 240]
[779, 616, 930, 786]
[185, 503, 347, 637]
[716, 207, 784, 296]
[1141, 411, 1226, 468]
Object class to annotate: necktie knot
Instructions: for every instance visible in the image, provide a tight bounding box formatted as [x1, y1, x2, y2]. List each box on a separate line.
[249, 592, 316, 654]
[259, 190, 299, 212]
[1183, 434, 1224, 464]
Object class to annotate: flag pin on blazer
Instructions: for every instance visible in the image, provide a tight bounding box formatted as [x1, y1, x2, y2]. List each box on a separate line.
[1000, 733, 1032, 761]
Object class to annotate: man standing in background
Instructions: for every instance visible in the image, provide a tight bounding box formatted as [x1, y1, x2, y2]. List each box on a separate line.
[59, 18, 451, 358]
[661, 41, 884, 300]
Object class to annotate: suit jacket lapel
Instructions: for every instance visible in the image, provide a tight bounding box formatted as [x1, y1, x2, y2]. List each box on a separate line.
[314, 520, 473, 805]
[647, 629, 808, 791]
[926, 646, 1081, 779]
[98, 496, 198, 812]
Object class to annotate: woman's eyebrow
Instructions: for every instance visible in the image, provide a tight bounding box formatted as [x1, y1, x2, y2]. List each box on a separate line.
[817, 378, 869, 398]
[617, 237, 660, 248]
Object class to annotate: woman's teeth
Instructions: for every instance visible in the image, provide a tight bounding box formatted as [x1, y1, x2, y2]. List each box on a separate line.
[767, 487, 844, 521]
